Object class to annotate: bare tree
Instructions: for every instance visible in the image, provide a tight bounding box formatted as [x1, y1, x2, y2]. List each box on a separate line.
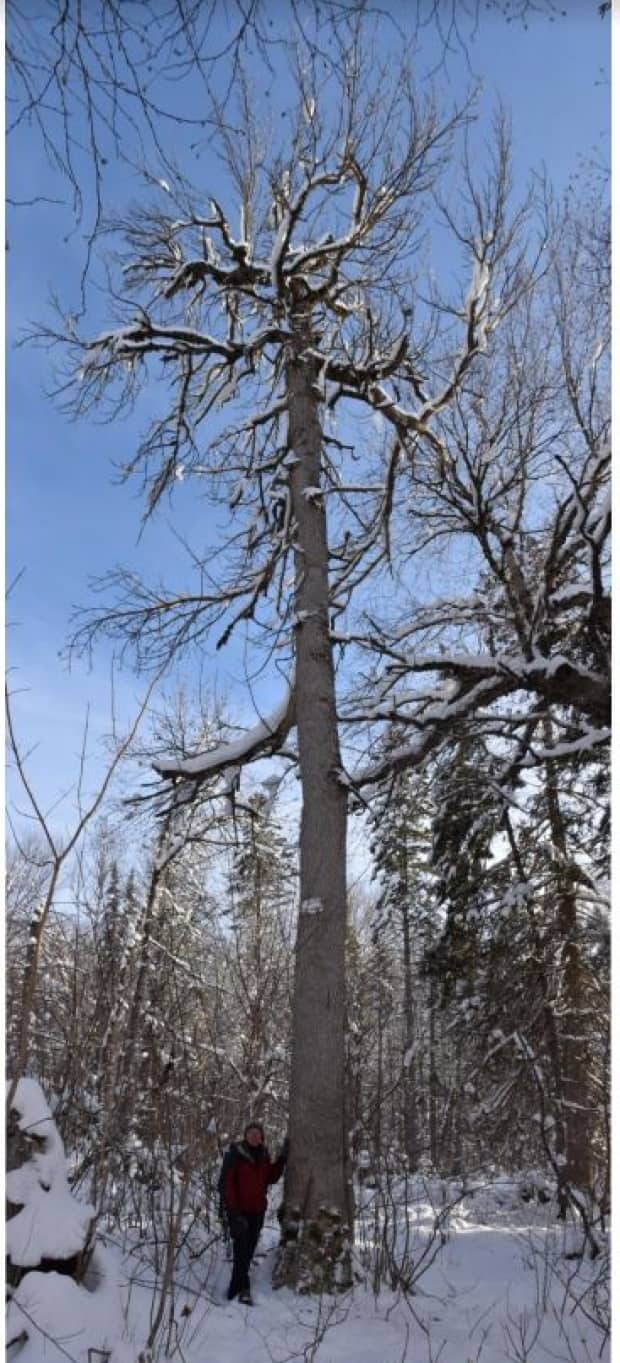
[38, 20, 533, 1288]
[5, 673, 161, 1102]
[345, 181, 610, 793]
[7, 0, 608, 226]
[6, 0, 376, 279]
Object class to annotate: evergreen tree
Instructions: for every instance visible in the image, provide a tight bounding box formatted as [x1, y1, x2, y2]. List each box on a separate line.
[370, 754, 437, 1170]
[223, 793, 296, 1133]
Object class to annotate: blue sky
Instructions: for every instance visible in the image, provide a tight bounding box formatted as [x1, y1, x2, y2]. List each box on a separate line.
[6, 3, 610, 830]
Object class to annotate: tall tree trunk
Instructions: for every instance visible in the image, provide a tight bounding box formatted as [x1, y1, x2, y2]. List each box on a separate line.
[401, 898, 418, 1171]
[374, 997, 384, 1178]
[274, 320, 350, 1293]
[429, 975, 439, 1168]
[544, 760, 593, 1193]
[450, 1052, 464, 1177]
[503, 808, 570, 1208]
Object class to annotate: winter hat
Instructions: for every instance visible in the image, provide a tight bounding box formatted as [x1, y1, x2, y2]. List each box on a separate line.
[244, 1120, 265, 1141]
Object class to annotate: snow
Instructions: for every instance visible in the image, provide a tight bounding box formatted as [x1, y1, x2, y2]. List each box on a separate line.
[585, 487, 611, 545]
[300, 897, 323, 914]
[9, 1077, 55, 1136]
[215, 374, 239, 408]
[6, 1245, 133, 1363]
[5, 1162, 608, 1363]
[154, 680, 293, 779]
[524, 726, 610, 763]
[7, 1079, 95, 1268]
[268, 217, 290, 292]
[7, 1180, 94, 1267]
[8, 1273, 96, 1360]
[465, 255, 491, 313]
[379, 646, 606, 690]
[8, 1182, 605, 1363]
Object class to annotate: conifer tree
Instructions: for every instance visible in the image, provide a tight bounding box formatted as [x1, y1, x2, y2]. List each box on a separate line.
[370, 757, 437, 1170]
[223, 794, 296, 1130]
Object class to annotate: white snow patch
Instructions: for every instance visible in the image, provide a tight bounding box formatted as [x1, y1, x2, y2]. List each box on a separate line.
[300, 897, 323, 915]
[7, 1180, 93, 1266]
[7, 1078, 94, 1267]
[6, 1245, 133, 1363]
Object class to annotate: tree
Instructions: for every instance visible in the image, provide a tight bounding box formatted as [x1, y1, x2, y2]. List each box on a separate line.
[223, 794, 296, 1129]
[411, 0, 610, 59]
[419, 716, 609, 1210]
[40, 17, 533, 1287]
[6, 1078, 95, 1342]
[349, 178, 610, 793]
[5, 676, 158, 1094]
[7, 0, 609, 248]
[6, 837, 53, 1070]
[370, 752, 437, 1170]
[345, 175, 609, 1207]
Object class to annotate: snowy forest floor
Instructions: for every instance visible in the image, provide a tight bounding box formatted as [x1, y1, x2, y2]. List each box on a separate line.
[7, 1174, 609, 1363]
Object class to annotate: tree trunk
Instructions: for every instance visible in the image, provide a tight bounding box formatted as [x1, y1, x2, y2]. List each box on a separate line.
[273, 320, 351, 1293]
[401, 899, 418, 1171]
[429, 975, 439, 1169]
[374, 999, 384, 1177]
[544, 761, 593, 1194]
[503, 807, 571, 1211]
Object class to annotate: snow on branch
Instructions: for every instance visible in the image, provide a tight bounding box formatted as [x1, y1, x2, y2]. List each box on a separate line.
[348, 639, 610, 788]
[153, 676, 296, 785]
[521, 726, 611, 765]
[373, 646, 609, 726]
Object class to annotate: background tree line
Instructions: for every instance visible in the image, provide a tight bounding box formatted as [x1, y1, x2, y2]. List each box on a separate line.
[7, 700, 609, 1233]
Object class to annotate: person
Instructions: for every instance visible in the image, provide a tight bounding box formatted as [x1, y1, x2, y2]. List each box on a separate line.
[221, 1121, 289, 1305]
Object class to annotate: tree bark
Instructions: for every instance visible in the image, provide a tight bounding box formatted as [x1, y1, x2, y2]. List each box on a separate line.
[544, 760, 593, 1193]
[401, 897, 418, 1171]
[274, 320, 351, 1292]
[429, 975, 439, 1169]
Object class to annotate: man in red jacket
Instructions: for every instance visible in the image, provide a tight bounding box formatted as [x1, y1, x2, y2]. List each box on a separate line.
[223, 1121, 289, 1304]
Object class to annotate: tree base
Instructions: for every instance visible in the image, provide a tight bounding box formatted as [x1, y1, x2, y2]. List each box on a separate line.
[272, 1205, 352, 1294]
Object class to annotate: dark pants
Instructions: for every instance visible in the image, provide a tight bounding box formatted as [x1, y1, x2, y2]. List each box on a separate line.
[227, 1212, 264, 1296]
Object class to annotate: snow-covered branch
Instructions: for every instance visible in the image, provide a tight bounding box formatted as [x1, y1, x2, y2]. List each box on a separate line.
[153, 677, 296, 785]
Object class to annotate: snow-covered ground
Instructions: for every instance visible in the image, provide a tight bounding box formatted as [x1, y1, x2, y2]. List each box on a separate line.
[7, 1174, 609, 1363]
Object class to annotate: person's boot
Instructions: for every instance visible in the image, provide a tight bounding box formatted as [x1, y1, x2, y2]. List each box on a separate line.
[238, 1289, 253, 1305]
[226, 1282, 238, 1301]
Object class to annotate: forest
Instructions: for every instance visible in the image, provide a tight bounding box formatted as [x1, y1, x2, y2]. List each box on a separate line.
[6, 2, 610, 1361]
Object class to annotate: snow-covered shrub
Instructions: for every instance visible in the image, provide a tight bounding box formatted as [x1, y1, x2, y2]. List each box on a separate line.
[7, 1077, 95, 1286]
[5, 1078, 130, 1361]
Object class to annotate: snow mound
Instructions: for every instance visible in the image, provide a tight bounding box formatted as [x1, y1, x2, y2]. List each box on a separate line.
[6, 1245, 135, 1363]
[6, 1267, 133, 1363]
[7, 1182, 94, 1267]
[7, 1077, 95, 1267]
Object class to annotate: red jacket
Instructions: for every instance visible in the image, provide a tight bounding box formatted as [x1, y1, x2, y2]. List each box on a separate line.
[224, 1141, 285, 1216]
